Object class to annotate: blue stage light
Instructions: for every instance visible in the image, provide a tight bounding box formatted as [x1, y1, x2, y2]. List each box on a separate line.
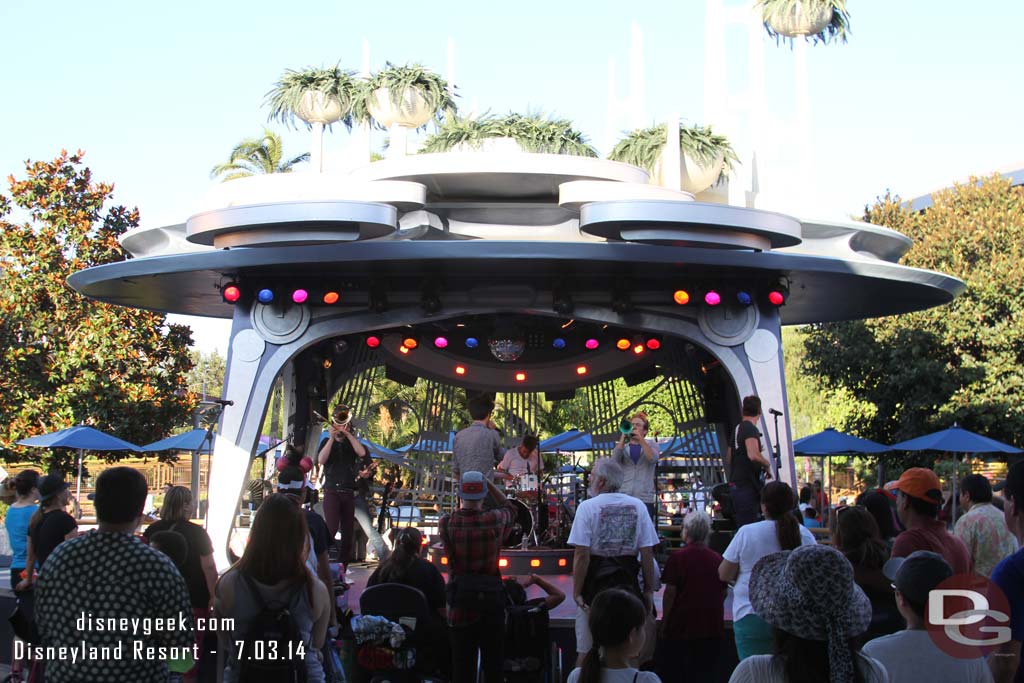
[257, 288, 274, 304]
[552, 338, 567, 349]
[736, 291, 752, 305]
[465, 337, 479, 349]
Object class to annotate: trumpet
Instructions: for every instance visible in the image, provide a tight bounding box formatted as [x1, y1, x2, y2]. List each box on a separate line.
[313, 409, 352, 431]
[620, 419, 634, 438]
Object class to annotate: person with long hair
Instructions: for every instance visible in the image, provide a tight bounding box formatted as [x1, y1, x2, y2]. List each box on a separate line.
[368, 526, 446, 620]
[143, 486, 217, 682]
[18, 474, 77, 590]
[4, 469, 39, 680]
[719, 481, 816, 660]
[855, 490, 900, 548]
[215, 494, 331, 683]
[612, 411, 660, 519]
[833, 505, 903, 642]
[729, 544, 887, 683]
[568, 588, 661, 683]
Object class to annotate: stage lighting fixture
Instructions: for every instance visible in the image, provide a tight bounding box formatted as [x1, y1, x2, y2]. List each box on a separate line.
[489, 336, 525, 362]
[257, 288, 274, 304]
[322, 357, 333, 369]
[292, 288, 309, 304]
[322, 291, 340, 305]
[584, 338, 599, 350]
[673, 289, 691, 305]
[332, 340, 349, 355]
[646, 338, 662, 351]
[434, 336, 448, 349]
[633, 344, 644, 355]
[365, 336, 381, 349]
[552, 281, 574, 316]
[399, 346, 410, 355]
[465, 337, 479, 349]
[514, 372, 527, 382]
[736, 291, 752, 305]
[576, 365, 588, 375]
[221, 283, 241, 303]
[616, 338, 631, 351]
[768, 287, 788, 306]
[455, 365, 466, 375]
[402, 337, 418, 349]
[704, 290, 721, 306]
[552, 338, 567, 350]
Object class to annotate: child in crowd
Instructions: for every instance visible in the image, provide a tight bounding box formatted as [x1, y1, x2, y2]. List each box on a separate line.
[568, 589, 661, 683]
[802, 507, 822, 528]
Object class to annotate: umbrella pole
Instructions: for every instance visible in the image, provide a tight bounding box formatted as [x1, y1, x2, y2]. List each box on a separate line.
[76, 449, 83, 516]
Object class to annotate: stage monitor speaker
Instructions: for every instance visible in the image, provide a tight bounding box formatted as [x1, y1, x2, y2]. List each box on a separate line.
[623, 364, 658, 387]
[545, 388, 576, 401]
[385, 364, 418, 388]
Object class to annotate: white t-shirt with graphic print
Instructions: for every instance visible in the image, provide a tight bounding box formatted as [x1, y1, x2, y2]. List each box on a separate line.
[568, 492, 659, 556]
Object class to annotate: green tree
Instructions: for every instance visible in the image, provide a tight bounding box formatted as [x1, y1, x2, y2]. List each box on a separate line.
[800, 175, 1024, 453]
[0, 151, 195, 472]
[186, 349, 226, 399]
[210, 128, 309, 182]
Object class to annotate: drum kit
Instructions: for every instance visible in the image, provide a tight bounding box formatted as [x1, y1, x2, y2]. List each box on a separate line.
[502, 470, 583, 549]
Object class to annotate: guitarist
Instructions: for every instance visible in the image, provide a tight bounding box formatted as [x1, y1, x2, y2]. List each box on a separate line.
[726, 395, 773, 528]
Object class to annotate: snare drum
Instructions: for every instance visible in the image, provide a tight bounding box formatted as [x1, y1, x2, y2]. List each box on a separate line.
[512, 473, 540, 503]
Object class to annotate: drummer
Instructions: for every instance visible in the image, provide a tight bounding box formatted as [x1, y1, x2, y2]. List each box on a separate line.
[496, 435, 541, 483]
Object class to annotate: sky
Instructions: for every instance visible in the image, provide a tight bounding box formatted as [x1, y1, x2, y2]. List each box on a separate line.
[2, 0, 1021, 355]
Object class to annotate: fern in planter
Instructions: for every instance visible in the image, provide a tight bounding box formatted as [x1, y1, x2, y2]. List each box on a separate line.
[353, 62, 457, 129]
[757, 0, 850, 45]
[608, 123, 738, 184]
[420, 112, 598, 157]
[265, 64, 359, 130]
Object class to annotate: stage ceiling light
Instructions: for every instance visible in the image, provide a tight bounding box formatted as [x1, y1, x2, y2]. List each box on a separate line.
[673, 290, 691, 305]
[489, 337, 526, 362]
[402, 337, 418, 349]
[434, 336, 448, 349]
[514, 372, 527, 382]
[333, 340, 349, 355]
[365, 336, 381, 348]
[646, 338, 661, 350]
[455, 365, 466, 375]
[576, 365, 588, 375]
[552, 337, 567, 350]
[633, 344, 644, 355]
[465, 337, 479, 349]
[399, 345, 410, 355]
[768, 289, 787, 305]
[584, 338, 599, 350]
[704, 290, 721, 306]
[323, 291, 340, 305]
[322, 357, 332, 369]
[257, 288, 274, 304]
[736, 291, 752, 305]
[616, 338, 631, 351]
[292, 288, 309, 304]
[222, 284, 241, 303]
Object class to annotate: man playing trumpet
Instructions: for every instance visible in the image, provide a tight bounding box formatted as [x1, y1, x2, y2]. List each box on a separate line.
[611, 411, 659, 520]
[317, 404, 370, 571]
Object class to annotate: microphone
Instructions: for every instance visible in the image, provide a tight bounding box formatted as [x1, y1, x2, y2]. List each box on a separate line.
[768, 408, 783, 417]
[210, 399, 234, 406]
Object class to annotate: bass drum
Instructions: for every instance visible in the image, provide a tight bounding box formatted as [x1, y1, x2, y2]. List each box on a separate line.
[503, 498, 534, 548]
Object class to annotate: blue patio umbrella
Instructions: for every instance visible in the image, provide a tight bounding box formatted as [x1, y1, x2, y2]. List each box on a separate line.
[793, 428, 890, 510]
[17, 426, 143, 504]
[539, 429, 616, 452]
[143, 429, 276, 455]
[891, 423, 1022, 522]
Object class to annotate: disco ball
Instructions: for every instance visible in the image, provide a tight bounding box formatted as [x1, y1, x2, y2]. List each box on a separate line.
[488, 337, 526, 362]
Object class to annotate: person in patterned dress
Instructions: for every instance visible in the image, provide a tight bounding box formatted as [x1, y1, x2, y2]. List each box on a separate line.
[36, 467, 194, 683]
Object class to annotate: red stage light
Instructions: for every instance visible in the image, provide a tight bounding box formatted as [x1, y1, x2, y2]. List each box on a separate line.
[434, 336, 448, 349]
[704, 290, 721, 306]
[673, 290, 691, 305]
[399, 346, 410, 355]
[633, 344, 644, 355]
[455, 365, 466, 375]
[616, 338, 630, 350]
[515, 372, 527, 382]
[365, 336, 381, 348]
[646, 338, 661, 350]
[558, 558, 568, 567]
[403, 338, 418, 349]
[585, 339, 599, 350]
[322, 291, 340, 305]
[530, 559, 541, 568]
[769, 290, 786, 306]
[222, 284, 241, 303]
[576, 365, 588, 375]
[292, 289, 309, 304]
[498, 558, 509, 568]
[441, 556, 448, 565]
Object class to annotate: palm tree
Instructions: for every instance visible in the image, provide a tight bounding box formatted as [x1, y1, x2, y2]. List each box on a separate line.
[210, 128, 310, 182]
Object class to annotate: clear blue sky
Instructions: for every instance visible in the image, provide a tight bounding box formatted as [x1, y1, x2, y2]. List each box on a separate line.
[2, 0, 1021, 352]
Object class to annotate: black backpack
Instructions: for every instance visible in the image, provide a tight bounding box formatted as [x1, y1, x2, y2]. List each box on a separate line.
[235, 572, 309, 683]
[504, 598, 549, 676]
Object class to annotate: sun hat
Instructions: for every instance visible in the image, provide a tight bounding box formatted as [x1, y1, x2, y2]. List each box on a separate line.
[459, 471, 487, 501]
[883, 550, 952, 608]
[884, 467, 943, 504]
[750, 544, 871, 683]
[37, 475, 69, 503]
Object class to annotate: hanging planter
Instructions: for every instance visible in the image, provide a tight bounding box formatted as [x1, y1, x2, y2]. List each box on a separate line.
[758, 0, 850, 45]
[265, 64, 358, 129]
[420, 113, 598, 157]
[354, 62, 457, 131]
[608, 123, 738, 194]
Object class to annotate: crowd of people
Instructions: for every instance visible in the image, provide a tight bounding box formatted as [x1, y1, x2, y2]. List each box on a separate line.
[4, 389, 1024, 683]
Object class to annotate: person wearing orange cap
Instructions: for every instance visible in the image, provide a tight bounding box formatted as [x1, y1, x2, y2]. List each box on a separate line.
[886, 467, 972, 575]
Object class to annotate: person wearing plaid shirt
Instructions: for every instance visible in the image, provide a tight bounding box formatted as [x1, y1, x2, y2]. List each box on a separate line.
[439, 471, 515, 683]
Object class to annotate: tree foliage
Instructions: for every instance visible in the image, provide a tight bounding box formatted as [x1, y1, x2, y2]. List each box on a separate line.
[210, 128, 309, 182]
[800, 175, 1024, 450]
[0, 151, 195, 472]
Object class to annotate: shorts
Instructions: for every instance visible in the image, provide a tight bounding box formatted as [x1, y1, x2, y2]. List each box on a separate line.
[575, 605, 592, 654]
